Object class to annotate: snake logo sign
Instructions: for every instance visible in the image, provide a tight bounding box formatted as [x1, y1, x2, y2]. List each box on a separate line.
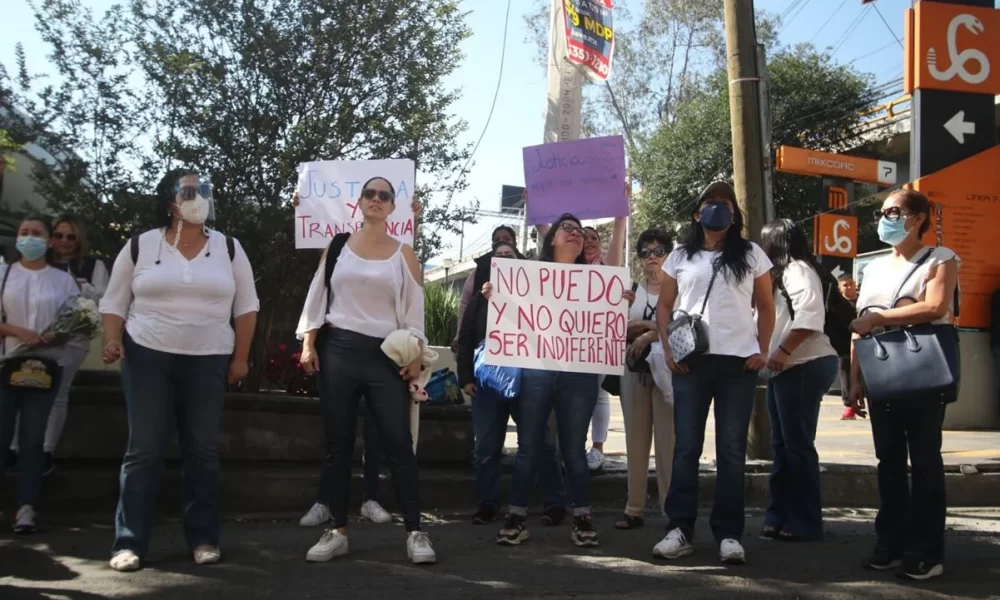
[908, 2, 1000, 95]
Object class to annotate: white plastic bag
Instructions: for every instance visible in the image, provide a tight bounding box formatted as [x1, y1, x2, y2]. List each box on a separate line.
[646, 342, 674, 400]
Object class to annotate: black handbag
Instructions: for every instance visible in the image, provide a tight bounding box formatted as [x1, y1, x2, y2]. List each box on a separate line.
[666, 262, 721, 363]
[314, 233, 351, 355]
[0, 265, 63, 393]
[854, 248, 960, 404]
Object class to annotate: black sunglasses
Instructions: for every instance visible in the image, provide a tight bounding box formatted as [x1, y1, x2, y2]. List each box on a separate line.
[638, 246, 667, 259]
[873, 207, 908, 222]
[362, 188, 395, 203]
[558, 221, 585, 236]
[53, 232, 78, 242]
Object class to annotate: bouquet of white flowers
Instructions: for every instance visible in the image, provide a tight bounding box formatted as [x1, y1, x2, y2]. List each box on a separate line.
[4, 295, 101, 358]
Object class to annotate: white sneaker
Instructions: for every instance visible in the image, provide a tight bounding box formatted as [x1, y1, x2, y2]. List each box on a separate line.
[14, 505, 37, 534]
[360, 500, 392, 524]
[299, 502, 331, 527]
[586, 447, 604, 471]
[720, 538, 746, 565]
[653, 528, 694, 560]
[306, 529, 349, 562]
[407, 531, 437, 565]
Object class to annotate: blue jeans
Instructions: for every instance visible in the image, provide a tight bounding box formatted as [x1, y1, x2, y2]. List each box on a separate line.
[472, 385, 564, 511]
[509, 369, 597, 515]
[666, 355, 757, 542]
[113, 334, 230, 558]
[0, 375, 60, 506]
[764, 355, 838, 540]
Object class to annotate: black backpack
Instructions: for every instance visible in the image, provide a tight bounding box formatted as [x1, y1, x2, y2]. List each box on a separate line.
[314, 233, 352, 354]
[129, 234, 235, 264]
[777, 266, 856, 357]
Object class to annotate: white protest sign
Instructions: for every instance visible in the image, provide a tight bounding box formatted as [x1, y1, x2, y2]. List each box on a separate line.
[485, 258, 630, 376]
[294, 159, 415, 249]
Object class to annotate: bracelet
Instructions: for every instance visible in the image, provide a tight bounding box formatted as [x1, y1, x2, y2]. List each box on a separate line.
[779, 345, 791, 356]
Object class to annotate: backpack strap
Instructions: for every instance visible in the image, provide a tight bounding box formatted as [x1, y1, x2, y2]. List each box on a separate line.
[1, 263, 12, 354]
[777, 280, 795, 320]
[226, 236, 235, 261]
[130, 235, 140, 264]
[323, 233, 352, 309]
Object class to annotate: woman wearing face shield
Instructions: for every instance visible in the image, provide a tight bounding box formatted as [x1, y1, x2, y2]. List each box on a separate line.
[99, 169, 260, 571]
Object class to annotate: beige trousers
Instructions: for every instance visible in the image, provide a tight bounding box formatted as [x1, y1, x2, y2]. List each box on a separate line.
[620, 370, 674, 517]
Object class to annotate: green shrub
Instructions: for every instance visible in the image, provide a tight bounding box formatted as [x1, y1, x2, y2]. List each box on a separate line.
[424, 283, 459, 347]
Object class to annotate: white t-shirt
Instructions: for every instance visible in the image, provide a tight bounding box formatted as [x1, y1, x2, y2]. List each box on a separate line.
[629, 281, 659, 322]
[663, 243, 772, 358]
[0, 263, 80, 363]
[296, 243, 426, 345]
[100, 229, 260, 355]
[772, 260, 837, 368]
[856, 246, 961, 325]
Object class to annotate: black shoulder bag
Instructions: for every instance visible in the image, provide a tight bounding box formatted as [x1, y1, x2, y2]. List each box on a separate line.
[0, 265, 63, 393]
[854, 248, 960, 405]
[313, 233, 351, 356]
[666, 261, 721, 363]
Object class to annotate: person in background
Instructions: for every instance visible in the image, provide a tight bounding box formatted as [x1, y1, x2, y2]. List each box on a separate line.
[0, 216, 80, 533]
[837, 274, 860, 420]
[451, 225, 518, 353]
[615, 228, 675, 531]
[7, 216, 109, 474]
[759, 219, 839, 542]
[847, 189, 959, 581]
[101, 169, 259, 571]
[488, 213, 618, 548]
[457, 239, 566, 526]
[992, 288, 1000, 409]
[653, 181, 775, 565]
[297, 176, 436, 565]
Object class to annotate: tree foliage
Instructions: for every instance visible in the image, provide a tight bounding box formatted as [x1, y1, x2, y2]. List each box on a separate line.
[0, 0, 477, 390]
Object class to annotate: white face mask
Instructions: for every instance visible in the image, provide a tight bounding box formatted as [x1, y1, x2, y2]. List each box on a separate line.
[177, 195, 210, 224]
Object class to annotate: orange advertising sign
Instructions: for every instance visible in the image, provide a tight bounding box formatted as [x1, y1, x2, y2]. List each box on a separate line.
[907, 2, 1000, 95]
[813, 213, 858, 259]
[913, 145, 1000, 329]
[827, 186, 848, 210]
[776, 146, 897, 186]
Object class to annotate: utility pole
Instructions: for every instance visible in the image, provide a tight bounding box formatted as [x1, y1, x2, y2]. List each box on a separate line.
[724, 0, 770, 461]
[756, 43, 775, 223]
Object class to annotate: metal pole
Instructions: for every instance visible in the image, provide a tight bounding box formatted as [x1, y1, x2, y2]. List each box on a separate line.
[756, 43, 775, 223]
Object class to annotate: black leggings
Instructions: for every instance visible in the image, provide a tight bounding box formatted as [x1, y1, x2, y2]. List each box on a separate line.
[319, 328, 420, 531]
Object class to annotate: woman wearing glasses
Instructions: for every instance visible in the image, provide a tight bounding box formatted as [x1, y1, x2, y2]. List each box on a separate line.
[100, 169, 259, 571]
[615, 228, 675, 531]
[7, 216, 109, 474]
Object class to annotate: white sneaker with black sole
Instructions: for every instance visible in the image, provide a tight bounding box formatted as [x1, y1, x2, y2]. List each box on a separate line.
[299, 503, 331, 527]
[407, 531, 436, 564]
[719, 538, 746, 565]
[653, 528, 694, 559]
[306, 529, 349, 562]
[14, 505, 37, 534]
[360, 500, 392, 524]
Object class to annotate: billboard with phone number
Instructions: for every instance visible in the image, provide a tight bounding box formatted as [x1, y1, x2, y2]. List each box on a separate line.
[563, 0, 615, 82]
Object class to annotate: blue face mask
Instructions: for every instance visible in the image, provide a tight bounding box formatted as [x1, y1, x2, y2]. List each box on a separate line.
[16, 236, 48, 261]
[877, 217, 909, 246]
[699, 203, 732, 232]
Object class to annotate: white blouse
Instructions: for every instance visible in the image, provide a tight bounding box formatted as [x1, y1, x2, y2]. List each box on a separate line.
[857, 246, 961, 325]
[0, 263, 80, 362]
[100, 229, 260, 355]
[771, 260, 837, 368]
[296, 243, 426, 345]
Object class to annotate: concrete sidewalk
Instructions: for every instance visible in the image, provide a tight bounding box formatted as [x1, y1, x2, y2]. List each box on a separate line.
[2, 509, 998, 599]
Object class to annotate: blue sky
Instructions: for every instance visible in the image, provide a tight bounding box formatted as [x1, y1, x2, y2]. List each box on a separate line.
[1, 0, 911, 262]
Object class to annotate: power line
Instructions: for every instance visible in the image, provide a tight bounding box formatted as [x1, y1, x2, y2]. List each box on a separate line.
[832, 5, 872, 56]
[872, 3, 904, 49]
[847, 41, 897, 65]
[810, 0, 850, 44]
[784, 0, 813, 30]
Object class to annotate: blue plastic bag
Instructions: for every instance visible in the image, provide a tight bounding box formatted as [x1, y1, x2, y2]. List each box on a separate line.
[424, 368, 463, 405]
[473, 342, 521, 400]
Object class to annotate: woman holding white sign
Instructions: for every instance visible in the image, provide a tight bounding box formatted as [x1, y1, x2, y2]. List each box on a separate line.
[652, 181, 775, 566]
[296, 177, 435, 566]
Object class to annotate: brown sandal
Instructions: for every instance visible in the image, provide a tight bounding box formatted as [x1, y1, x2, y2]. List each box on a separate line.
[614, 515, 644, 530]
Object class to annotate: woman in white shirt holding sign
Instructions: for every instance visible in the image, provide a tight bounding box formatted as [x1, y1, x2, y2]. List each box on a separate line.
[100, 169, 260, 571]
[759, 219, 839, 542]
[653, 181, 775, 565]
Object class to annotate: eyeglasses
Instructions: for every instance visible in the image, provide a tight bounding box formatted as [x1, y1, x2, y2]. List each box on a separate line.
[559, 221, 585, 236]
[175, 182, 212, 201]
[638, 246, 667, 259]
[52, 232, 78, 242]
[361, 188, 395, 203]
[873, 207, 909, 222]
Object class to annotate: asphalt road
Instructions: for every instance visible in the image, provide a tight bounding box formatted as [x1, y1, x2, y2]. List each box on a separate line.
[2, 509, 999, 599]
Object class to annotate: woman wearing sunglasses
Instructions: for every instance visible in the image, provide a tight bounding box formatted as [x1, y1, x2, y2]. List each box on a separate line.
[7, 216, 109, 474]
[100, 169, 260, 571]
[297, 177, 435, 565]
[615, 228, 675, 531]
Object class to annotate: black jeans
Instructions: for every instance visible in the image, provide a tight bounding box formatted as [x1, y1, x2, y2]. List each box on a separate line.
[319, 329, 420, 531]
[317, 411, 381, 504]
[869, 399, 947, 562]
[838, 356, 851, 403]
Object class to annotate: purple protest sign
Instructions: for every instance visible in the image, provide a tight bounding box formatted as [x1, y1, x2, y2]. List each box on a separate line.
[522, 135, 627, 226]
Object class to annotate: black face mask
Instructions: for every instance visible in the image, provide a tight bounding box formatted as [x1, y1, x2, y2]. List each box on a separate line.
[699, 203, 732, 232]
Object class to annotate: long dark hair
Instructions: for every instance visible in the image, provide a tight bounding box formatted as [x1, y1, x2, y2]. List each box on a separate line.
[17, 215, 55, 264]
[680, 200, 753, 282]
[154, 168, 199, 228]
[539, 213, 586, 264]
[760, 218, 834, 292]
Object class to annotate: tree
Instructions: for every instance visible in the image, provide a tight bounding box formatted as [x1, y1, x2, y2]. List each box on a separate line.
[1, 0, 477, 390]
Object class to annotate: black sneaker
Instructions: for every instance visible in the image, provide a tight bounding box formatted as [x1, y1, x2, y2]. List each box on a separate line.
[5, 449, 17, 469]
[540, 506, 565, 527]
[472, 505, 496, 525]
[863, 547, 903, 571]
[571, 515, 599, 547]
[898, 557, 944, 581]
[43, 453, 55, 476]
[496, 514, 529, 546]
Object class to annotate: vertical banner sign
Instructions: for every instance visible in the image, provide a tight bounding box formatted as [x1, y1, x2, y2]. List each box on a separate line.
[563, 0, 615, 82]
[485, 258, 630, 376]
[545, 0, 584, 144]
[294, 159, 415, 249]
[522, 135, 628, 225]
